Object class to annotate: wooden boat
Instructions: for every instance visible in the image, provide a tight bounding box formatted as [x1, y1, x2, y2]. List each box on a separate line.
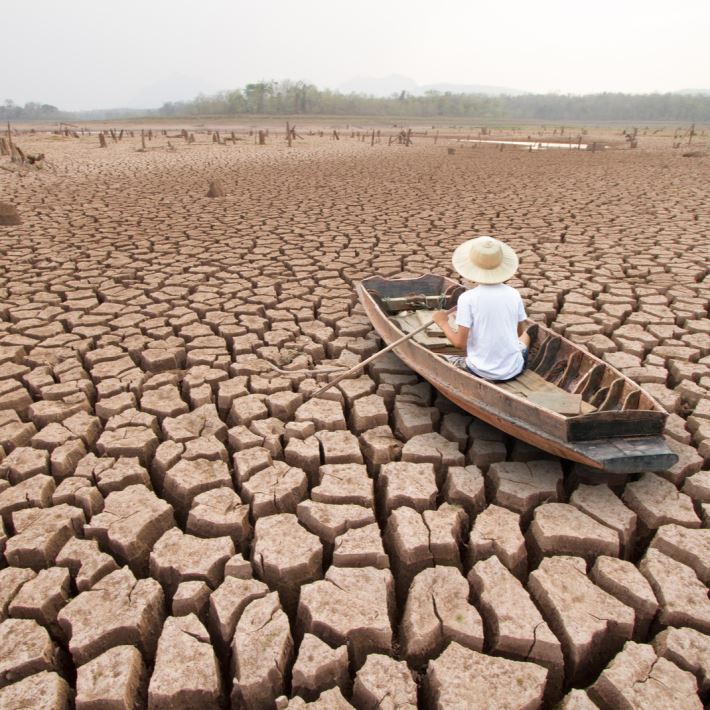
[357, 274, 678, 474]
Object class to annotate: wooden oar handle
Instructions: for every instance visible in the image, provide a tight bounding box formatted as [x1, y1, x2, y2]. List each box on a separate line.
[308, 306, 456, 400]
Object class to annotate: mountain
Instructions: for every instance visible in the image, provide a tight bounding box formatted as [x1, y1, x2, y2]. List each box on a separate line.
[337, 74, 525, 97]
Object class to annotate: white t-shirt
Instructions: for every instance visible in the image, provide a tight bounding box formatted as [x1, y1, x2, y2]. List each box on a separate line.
[455, 284, 527, 380]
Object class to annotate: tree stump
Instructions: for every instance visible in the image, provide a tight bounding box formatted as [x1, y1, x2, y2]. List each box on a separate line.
[207, 180, 226, 198]
[99, 133, 107, 148]
[0, 202, 21, 226]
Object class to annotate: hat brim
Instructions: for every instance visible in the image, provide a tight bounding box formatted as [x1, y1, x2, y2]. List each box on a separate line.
[452, 237, 519, 284]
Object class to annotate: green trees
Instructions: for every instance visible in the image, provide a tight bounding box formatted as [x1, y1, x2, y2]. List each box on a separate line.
[154, 84, 710, 121]
[4, 85, 710, 122]
[0, 100, 62, 120]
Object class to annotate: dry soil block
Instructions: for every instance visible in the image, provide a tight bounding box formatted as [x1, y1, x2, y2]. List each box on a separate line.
[0, 618, 58, 687]
[295, 398, 347, 431]
[55, 537, 119, 592]
[332, 522, 389, 569]
[57, 566, 164, 665]
[148, 614, 222, 710]
[649, 524, 710, 584]
[251, 513, 323, 614]
[527, 502, 620, 563]
[623, 472, 701, 534]
[468, 555, 563, 696]
[0, 567, 36, 622]
[589, 640, 701, 709]
[487, 459, 563, 524]
[208, 576, 269, 657]
[653, 626, 710, 695]
[400, 566, 483, 667]
[296, 500, 375, 546]
[312, 463, 374, 507]
[75, 645, 145, 710]
[401, 432, 464, 483]
[528, 555, 634, 685]
[297, 566, 393, 668]
[162, 458, 232, 520]
[8, 566, 70, 628]
[0, 671, 70, 710]
[231, 591, 293, 709]
[569, 482, 637, 555]
[172, 580, 211, 618]
[85, 484, 175, 575]
[291, 633, 349, 701]
[640, 548, 710, 634]
[352, 653, 417, 709]
[589, 555, 659, 640]
[377, 461, 437, 516]
[6, 503, 84, 570]
[186, 486, 251, 553]
[424, 642, 548, 709]
[467, 503, 527, 578]
[442, 464, 486, 521]
[240, 461, 308, 518]
[149, 527, 234, 595]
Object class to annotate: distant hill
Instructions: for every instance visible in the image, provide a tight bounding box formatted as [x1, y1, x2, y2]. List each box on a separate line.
[337, 74, 525, 97]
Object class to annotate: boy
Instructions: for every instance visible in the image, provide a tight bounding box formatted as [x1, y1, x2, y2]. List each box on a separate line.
[432, 236, 531, 382]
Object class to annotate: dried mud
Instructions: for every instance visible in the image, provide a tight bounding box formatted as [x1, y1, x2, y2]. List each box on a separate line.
[0, 125, 708, 709]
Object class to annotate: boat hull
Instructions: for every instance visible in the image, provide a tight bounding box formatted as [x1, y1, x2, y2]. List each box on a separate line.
[357, 277, 678, 475]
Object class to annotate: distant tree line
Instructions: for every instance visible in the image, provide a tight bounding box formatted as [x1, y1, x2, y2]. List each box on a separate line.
[4, 82, 710, 122]
[0, 99, 65, 120]
[156, 81, 710, 122]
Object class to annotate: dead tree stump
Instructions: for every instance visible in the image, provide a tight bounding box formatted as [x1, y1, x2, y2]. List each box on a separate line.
[207, 180, 226, 198]
[0, 202, 21, 226]
[99, 133, 107, 148]
[258, 130, 266, 145]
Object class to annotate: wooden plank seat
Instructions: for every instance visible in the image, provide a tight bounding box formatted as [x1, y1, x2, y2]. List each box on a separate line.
[391, 310, 455, 350]
[498, 369, 596, 416]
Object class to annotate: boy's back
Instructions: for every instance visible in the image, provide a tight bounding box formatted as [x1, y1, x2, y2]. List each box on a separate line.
[455, 283, 526, 380]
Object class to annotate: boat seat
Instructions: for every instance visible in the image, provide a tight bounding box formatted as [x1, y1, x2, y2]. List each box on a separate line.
[391, 311, 456, 349]
[498, 369, 596, 416]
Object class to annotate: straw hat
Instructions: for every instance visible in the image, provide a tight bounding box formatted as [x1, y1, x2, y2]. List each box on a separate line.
[452, 236, 518, 284]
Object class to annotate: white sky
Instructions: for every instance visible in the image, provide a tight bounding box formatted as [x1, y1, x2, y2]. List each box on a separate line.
[2, 0, 709, 109]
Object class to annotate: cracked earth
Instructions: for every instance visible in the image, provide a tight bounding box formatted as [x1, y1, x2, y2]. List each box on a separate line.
[0, 123, 708, 709]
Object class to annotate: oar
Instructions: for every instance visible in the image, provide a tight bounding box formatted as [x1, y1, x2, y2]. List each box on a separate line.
[309, 307, 456, 399]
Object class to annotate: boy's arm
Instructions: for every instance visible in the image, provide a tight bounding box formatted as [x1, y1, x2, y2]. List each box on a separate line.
[432, 311, 469, 350]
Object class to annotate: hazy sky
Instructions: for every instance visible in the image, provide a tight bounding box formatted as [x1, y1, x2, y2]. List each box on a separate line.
[3, 0, 708, 109]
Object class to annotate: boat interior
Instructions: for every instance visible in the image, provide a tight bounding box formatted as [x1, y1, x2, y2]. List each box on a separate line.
[370, 278, 658, 419]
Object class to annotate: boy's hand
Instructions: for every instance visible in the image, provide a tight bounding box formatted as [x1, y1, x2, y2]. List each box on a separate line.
[432, 310, 450, 327]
